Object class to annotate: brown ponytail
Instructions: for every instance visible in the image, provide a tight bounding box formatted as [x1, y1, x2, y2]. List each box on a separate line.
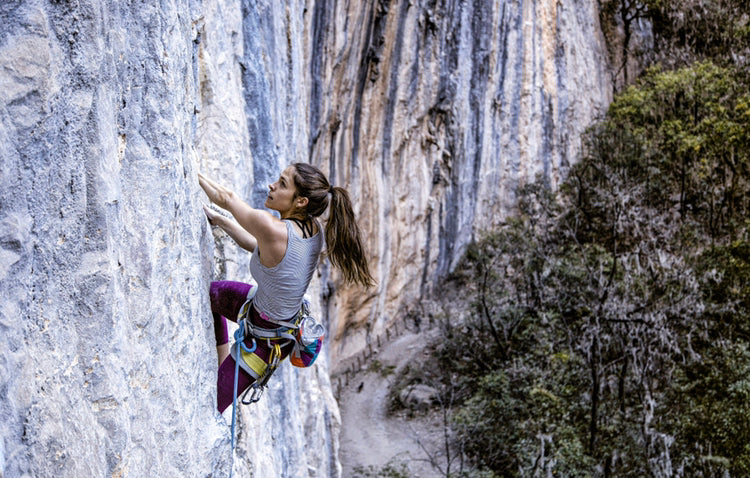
[291, 163, 375, 288]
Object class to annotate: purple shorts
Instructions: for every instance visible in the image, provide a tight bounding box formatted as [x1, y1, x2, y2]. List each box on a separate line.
[209, 281, 294, 412]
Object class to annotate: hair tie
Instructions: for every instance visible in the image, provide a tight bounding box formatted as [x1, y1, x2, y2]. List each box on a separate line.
[329, 185, 334, 194]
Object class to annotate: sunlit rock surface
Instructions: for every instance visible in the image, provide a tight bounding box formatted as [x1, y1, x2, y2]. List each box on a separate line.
[0, 0, 612, 476]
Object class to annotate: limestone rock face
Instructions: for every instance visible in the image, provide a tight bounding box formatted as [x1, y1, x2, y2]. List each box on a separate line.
[0, 0, 337, 477]
[0, 1, 231, 476]
[306, 0, 612, 365]
[196, 2, 341, 476]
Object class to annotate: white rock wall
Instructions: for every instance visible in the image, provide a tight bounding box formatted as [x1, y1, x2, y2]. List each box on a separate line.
[0, 0, 338, 477]
[0, 0, 232, 475]
[195, 1, 341, 476]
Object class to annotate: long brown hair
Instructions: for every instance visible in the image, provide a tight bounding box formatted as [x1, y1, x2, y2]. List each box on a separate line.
[291, 162, 375, 288]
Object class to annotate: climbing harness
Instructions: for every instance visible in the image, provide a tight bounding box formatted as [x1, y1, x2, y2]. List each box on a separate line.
[228, 290, 325, 466]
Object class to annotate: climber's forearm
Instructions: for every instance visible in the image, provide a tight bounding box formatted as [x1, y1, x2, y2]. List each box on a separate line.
[213, 214, 258, 252]
[199, 172, 276, 245]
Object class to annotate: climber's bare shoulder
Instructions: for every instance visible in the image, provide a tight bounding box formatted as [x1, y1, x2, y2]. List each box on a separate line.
[232, 204, 288, 259]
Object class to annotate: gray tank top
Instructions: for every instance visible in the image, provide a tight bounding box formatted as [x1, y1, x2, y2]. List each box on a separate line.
[249, 220, 323, 321]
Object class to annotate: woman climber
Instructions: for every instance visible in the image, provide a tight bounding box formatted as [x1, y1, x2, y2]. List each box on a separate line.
[199, 163, 374, 413]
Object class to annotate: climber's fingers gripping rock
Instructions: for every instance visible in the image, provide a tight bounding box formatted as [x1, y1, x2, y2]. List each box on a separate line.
[198, 172, 235, 210]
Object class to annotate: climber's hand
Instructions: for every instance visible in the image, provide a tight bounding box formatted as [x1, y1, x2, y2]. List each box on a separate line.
[198, 172, 235, 209]
[202, 203, 220, 225]
[201, 203, 258, 252]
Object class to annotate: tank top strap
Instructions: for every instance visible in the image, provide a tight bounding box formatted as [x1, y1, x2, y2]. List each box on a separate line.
[288, 217, 314, 238]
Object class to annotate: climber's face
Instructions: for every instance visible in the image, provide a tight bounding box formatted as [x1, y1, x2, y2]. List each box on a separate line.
[266, 165, 306, 217]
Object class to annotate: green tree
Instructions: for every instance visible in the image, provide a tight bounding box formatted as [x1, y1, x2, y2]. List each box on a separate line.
[426, 62, 750, 476]
[415, 2, 750, 474]
[645, 0, 750, 68]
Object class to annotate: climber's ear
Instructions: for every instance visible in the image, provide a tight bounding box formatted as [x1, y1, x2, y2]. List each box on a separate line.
[295, 196, 309, 209]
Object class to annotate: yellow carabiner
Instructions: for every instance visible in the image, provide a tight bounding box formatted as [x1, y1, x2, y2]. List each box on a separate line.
[270, 343, 282, 368]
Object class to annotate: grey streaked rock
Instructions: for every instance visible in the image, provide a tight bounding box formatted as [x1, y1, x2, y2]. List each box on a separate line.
[310, 0, 613, 370]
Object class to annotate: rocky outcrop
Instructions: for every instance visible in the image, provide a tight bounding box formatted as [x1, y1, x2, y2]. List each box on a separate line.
[307, 0, 612, 366]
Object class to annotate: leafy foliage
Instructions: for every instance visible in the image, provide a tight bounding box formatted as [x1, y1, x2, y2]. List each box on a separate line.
[599, 0, 750, 87]
[417, 42, 750, 478]
[645, 0, 750, 68]
[353, 462, 411, 478]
